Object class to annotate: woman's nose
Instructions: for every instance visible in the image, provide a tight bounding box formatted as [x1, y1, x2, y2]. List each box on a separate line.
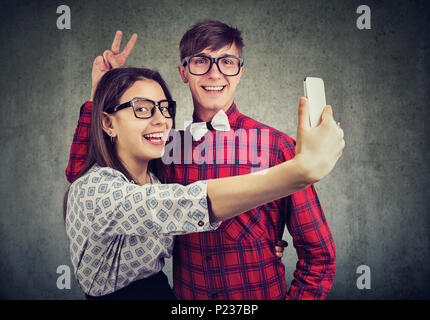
[151, 106, 166, 125]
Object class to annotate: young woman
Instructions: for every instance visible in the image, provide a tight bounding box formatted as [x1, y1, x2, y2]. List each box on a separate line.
[65, 67, 344, 300]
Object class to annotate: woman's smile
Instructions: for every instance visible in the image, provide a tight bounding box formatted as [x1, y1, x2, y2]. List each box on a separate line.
[142, 130, 169, 146]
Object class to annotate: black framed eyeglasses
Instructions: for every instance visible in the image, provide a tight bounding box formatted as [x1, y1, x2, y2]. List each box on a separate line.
[181, 54, 244, 76]
[106, 98, 176, 119]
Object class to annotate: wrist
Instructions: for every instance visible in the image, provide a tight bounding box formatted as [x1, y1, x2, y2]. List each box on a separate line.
[291, 155, 320, 186]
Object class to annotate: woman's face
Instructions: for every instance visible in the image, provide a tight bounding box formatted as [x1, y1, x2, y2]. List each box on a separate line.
[104, 79, 173, 163]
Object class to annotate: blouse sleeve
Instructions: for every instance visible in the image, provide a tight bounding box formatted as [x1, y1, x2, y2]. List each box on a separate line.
[67, 166, 219, 237]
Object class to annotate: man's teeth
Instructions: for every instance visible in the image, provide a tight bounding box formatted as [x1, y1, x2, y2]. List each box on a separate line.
[203, 86, 224, 91]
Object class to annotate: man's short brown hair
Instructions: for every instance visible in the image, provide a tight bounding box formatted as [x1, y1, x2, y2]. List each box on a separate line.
[179, 20, 244, 61]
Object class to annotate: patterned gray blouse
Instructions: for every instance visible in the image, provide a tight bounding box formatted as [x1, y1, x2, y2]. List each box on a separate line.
[65, 165, 218, 297]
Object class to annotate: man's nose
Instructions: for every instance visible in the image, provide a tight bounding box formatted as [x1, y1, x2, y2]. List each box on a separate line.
[206, 60, 222, 78]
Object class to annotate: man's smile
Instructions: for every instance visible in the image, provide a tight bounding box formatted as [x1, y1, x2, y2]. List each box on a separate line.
[201, 85, 226, 93]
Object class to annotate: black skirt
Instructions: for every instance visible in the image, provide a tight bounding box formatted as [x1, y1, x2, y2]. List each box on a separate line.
[85, 271, 177, 300]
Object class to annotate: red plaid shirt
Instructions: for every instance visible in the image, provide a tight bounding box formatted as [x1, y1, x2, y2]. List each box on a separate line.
[66, 101, 336, 300]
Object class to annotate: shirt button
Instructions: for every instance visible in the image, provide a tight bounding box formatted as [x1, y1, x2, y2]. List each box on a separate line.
[211, 293, 219, 299]
[206, 256, 212, 262]
[198, 221, 204, 227]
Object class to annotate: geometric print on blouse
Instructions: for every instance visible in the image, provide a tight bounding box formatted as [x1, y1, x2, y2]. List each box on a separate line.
[66, 165, 217, 297]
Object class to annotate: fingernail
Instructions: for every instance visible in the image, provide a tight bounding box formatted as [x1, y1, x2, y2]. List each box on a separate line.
[300, 97, 306, 106]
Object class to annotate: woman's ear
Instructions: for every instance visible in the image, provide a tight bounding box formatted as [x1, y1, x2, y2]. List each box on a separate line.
[178, 65, 188, 83]
[102, 112, 116, 137]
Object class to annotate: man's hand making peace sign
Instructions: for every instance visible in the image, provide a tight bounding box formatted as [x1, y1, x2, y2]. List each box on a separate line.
[90, 31, 138, 100]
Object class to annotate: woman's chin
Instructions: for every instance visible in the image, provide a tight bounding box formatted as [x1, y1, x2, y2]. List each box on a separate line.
[140, 139, 166, 159]
[141, 149, 164, 161]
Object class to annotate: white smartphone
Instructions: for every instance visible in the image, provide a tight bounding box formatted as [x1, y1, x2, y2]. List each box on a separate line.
[303, 77, 326, 128]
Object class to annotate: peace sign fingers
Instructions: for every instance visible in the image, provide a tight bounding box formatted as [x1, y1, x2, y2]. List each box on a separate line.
[105, 30, 138, 68]
[111, 30, 123, 54]
[120, 32, 138, 60]
[90, 31, 138, 100]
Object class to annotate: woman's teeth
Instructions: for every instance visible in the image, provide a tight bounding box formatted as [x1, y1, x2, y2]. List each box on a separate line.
[144, 133, 164, 141]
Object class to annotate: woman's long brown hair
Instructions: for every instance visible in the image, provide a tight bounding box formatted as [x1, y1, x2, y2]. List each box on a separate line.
[63, 67, 175, 220]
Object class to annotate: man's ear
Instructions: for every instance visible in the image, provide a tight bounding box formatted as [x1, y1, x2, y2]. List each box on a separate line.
[102, 112, 116, 137]
[236, 65, 245, 82]
[178, 65, 188, 83]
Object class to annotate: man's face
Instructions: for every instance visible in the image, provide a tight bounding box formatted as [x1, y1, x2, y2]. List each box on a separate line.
[178, 43, 244, 114]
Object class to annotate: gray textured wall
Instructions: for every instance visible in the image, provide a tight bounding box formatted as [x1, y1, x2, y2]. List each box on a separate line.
[0, 0, 429, 299]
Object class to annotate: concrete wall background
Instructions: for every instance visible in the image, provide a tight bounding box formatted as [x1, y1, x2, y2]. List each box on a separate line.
[0, 0, 429, 299]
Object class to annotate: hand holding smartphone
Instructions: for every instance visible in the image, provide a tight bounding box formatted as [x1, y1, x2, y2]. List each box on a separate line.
[303, 77, 326, 128]
[297, 77, 345, 184]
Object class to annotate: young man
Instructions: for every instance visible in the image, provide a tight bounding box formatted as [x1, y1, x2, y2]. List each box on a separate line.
[66, 21, 336, 299]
